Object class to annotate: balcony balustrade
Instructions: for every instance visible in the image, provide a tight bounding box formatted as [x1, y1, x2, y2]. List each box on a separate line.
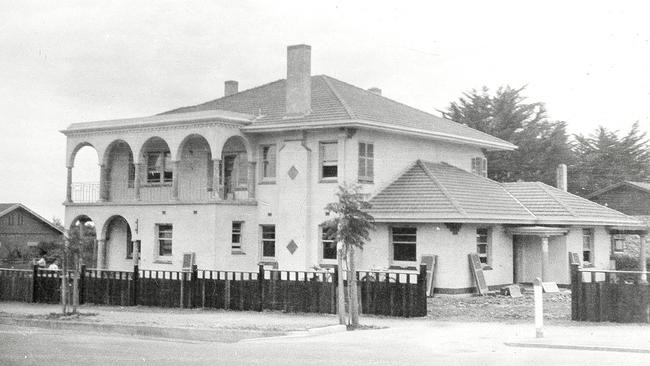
[69, 180, 248, 203]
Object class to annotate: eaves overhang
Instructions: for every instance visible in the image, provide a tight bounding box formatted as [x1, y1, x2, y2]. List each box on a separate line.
[61, 110, 255, 136]
[243, 119, 517, 151]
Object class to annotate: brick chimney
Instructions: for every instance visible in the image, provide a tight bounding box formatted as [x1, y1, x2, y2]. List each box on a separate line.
[556, 163, 567, 191]
[368, 87, 382, 96]
[286, 44, 311, 116]
[224, 80, 238, 97]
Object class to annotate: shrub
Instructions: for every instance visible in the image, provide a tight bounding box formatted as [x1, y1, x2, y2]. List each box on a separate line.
[614, 254, 650, 271]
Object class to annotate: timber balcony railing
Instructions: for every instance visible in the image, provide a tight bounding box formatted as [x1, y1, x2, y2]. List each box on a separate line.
[70, 180, 251, 203]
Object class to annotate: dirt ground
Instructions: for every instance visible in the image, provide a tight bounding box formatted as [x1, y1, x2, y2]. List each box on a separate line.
[427, 289, 571, 323]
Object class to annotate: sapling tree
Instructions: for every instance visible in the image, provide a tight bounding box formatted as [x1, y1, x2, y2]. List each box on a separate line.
[322, 184, 375, 328]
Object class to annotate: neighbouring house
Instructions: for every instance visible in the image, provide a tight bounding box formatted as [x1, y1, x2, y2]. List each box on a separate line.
[0, 203, 64, 263]
[588, 181, 650, 260]
[61, 44, 645, 294]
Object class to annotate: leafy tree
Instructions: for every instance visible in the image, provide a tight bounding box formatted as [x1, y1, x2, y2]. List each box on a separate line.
[445, 86, 574, 184]
[322, 184, 375, 328]
[570, 122, 650, 196]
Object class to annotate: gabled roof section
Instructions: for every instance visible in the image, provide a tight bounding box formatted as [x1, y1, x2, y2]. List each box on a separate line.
[162, 75, 516, 150]
[368, 161, 643, 227]
[0, 203, 64, 234]
[502, 182, 641, 226]
[587, 181, 650, 198]
[368, 161, 535, 223]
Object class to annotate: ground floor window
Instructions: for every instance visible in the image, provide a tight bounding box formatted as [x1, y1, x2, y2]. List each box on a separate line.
[261, 225, 275, 258]
[157, 224, 173, 257]
[321, 227, 336, 260]
[583, 228, 594, 264]
[391, 227, 417, 262]
[232, 222, 243, 252]
[476, 228, 490, 265]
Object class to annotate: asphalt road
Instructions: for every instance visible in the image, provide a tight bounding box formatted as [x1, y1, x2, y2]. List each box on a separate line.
[0, 324, 648, 366]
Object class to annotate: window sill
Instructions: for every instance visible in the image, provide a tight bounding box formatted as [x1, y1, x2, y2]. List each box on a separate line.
[482, 265, 493, 271]
[142, 183, 172, 187]
[258, 180, 276, 185]
[358, 179, 374, 184]
[154, 259, 172, 264]
[388, 264, 418, 271]
[231, 250, 246, 255]
[319, 178, 338, 184]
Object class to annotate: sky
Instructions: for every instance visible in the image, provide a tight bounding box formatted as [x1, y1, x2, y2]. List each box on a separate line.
[0, 0, 648, 221]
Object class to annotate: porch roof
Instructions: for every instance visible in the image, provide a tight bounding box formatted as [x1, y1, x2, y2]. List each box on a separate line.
[368, 160, 644, 228]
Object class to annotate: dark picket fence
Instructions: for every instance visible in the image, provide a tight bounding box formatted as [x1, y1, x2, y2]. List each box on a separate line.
[0, 269, 33, 302]
[0, 265, 428, 318]
[570, 263, 650, 323]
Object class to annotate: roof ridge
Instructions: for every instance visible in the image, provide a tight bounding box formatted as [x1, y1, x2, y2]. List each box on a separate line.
[320, 75, 355, 119]
[159, 79, 286, 115]
[499, 184, 537, 219]
[320, 75, 513, 145]
[536, 182, 578, 217]
[417, 160, 467, 217]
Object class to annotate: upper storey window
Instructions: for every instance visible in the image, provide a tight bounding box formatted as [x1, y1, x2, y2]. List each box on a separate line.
[147, 152, 172, 184]
[320, 142, 338, 180]
[261, 145, 276, 180]
[358, 142, 374, 183]
[471, 157, 487, 178]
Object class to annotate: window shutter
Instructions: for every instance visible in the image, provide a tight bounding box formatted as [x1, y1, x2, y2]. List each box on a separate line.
[481, 158, 487, 178]
[471, 157, 478, 174]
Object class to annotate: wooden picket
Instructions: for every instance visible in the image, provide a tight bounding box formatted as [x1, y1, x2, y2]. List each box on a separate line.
[0, 264, 428, 318]
[570, 264, 650, 323]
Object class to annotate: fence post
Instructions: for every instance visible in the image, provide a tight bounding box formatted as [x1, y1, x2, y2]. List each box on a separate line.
[570, 263, 580, 321]
[418, 264, 427, 316]
[258, 265, 264, 312]
[79, 264, 86, 305]
[31, 264, 38, 303]
[132, 265, 139, 306]
[190, 264, 198, 308]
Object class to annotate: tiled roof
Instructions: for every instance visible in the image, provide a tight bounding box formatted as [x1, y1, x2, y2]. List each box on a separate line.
[368, 161, 642, 227]
[162, 75, 514, 150]
[368, 161, 535, 223]
[502, 182, 639, 225]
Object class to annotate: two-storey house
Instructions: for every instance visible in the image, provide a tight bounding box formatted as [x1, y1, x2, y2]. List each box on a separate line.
[62, 45, 644, 294]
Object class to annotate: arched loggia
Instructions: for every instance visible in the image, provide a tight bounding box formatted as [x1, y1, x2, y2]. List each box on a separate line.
[101, 215, 134, 271]
[67, 143, 100, 203]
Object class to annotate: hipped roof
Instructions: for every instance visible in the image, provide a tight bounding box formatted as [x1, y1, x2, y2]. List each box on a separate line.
[368, 161, 643, 227]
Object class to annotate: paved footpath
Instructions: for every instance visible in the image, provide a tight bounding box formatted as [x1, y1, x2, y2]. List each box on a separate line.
[0, 302, 649, 354]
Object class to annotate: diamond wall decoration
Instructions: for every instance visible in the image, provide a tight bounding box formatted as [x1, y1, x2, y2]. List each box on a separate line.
[287, 166, 299, 180]
[286, 240, 298, 255]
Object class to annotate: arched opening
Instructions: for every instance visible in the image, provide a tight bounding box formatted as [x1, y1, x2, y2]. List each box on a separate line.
[178, 134, 212, 201]
[68, 215, 97, 268]
[104, 140, 135, 201]
[102, 215, 134, 271]
[70, 144, 100, 203]
[221, 136, 249, 199]
[139, 137, 173, 201]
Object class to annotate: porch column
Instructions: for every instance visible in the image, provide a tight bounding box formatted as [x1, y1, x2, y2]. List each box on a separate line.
[640, 234, 647, 283]
[247, 161, 256, 199]
[171, 160, 180, 200]
[65, 167, 73, 202]
[98, 164, 109, 201]
[96, 239, 106, 269]
[134, 163, 142, 200]
[212, 158, 222, 199]
[541, 236, 550, 282]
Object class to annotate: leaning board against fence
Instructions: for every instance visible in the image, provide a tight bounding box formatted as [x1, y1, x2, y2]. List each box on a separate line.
[0, 265, 428, 318]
